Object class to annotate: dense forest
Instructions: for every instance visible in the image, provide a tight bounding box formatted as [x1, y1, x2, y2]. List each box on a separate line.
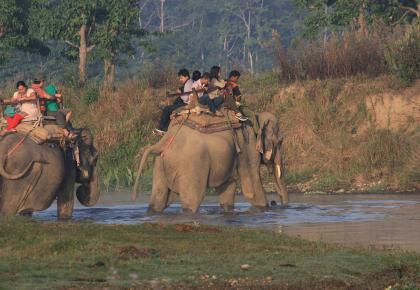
[1, 0, 419, 83]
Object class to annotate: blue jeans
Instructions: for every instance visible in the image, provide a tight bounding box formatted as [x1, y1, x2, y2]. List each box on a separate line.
[198, 94, 224, 113]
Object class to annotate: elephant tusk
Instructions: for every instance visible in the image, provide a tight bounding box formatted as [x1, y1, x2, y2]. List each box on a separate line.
[275, 164, 282, 178]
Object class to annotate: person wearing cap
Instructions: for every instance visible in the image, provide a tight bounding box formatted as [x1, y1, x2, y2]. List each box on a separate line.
[32, 76, 76, 139]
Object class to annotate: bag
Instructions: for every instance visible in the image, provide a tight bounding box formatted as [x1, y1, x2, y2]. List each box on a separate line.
[16, 124, 49, 144]
[4, 105, 16, 117]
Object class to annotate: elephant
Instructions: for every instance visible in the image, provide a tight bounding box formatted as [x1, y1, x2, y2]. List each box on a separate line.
[255, 112, 289, 206]
[132, 119, 267, 213]
[131, 111, 288, 213]
[0, 128, 99, 219]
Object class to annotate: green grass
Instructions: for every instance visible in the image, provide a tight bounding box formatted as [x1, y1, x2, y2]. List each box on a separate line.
[0, 218, 419, 289]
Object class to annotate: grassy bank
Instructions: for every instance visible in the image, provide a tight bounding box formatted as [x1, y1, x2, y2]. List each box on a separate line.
[0, 218, 419, 289]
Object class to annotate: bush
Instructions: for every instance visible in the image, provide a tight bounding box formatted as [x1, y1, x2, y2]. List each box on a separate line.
[277, 22, 420, 83]
[360, 129, 411, 171]
[384, 23, 420, 84]
[81, 81, 100, 105]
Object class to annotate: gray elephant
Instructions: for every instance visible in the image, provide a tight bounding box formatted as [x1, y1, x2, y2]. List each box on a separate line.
[256, 112, 289, 206]
[0, 128, 99, 219]
[132, 121, 267, 212]
[132, 111, 288, 213]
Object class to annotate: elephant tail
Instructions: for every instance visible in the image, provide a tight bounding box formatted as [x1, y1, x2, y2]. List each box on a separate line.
[131, 145, 160, 201]
[0, 154, 35, 180]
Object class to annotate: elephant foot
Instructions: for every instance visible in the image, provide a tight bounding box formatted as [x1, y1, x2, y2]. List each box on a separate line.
[219, 203, 234, 213]
[58, 215, 72, 221]
[147, 206, 162, 215]
[248, 205, 267, 213]
[182, 207, 199, 215]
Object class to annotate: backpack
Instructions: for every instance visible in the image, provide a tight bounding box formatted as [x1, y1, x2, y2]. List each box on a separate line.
[4, 105, 16, 117]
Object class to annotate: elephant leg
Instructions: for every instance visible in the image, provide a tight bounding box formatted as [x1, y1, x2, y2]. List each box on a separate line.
[57, 160, 76, 220]
[148, 158, 170, 213]
[179, 186, 205, 214]
[216, 180, 236, 211]
[166, 190, 178, 207]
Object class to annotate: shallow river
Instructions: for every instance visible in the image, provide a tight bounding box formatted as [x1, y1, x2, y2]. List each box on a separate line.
[34, 192, 420, 252]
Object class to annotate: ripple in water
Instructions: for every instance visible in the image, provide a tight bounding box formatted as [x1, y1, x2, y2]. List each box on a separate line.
[31, 199, 416, 228]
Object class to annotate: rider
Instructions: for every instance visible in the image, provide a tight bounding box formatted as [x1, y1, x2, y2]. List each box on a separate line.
[192, 72, 210, 97]
[154, 69, 194, 135]
[206, 66, 226, 116]
[0, 81, 38, 135]
[32, 76, 75, 139]
[226, 70, 248, 121]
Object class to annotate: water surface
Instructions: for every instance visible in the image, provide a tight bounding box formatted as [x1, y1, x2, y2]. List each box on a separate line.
[34, 192, 420, 252]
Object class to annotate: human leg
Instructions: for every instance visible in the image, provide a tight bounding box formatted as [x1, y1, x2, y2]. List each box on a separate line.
[157, 97, 185, 131]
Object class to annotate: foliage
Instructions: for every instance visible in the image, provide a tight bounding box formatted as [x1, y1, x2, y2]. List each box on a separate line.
[384, 22, 420, 84]
[294, 0, 419, 38]
[137, 0, 299, 74]
[276, 22, 418, 82]
[0, 0, 49, 64]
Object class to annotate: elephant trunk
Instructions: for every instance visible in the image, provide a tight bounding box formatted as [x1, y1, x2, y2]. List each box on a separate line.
[0, 154, 36, 180]
[76, 167, 100, 207]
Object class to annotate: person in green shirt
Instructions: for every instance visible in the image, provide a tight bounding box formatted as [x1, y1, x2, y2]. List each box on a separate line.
[44, 84, 75, 139]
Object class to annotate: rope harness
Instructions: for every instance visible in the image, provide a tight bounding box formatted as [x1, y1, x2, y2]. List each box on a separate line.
[161, 112, 189, 157]
[7, 117, 42, 157]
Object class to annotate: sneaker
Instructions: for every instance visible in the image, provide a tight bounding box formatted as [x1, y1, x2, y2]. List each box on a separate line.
[235, 113, 248, 122]
[153, 128, 166, 136]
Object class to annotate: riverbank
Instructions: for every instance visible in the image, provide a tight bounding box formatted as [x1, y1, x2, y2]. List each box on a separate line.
[1, 218, 419, 289]
[63, 74, 419, 193]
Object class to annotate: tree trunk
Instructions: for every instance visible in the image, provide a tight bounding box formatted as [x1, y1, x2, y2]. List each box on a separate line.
[160, 0, 165, 33]
[248, 51, 254, 75]
[79, 24, 88, 83]
[103, 58, 115, 86]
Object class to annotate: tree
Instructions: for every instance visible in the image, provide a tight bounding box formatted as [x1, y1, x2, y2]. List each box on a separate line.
[295, 0, 419, 39]
[34, 0, 100, 83]
[95, 0, 144, 85]
[0, 0, 49, 64]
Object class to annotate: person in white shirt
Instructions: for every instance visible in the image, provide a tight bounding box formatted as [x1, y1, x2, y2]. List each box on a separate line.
[192, 72, 210, 98]
[201, 66, 225, 115]
[154, 69, 193, 135]
[1, 81, 39, 135]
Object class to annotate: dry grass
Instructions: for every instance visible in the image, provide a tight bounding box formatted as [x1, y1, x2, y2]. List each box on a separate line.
[276, 22, 419, 83]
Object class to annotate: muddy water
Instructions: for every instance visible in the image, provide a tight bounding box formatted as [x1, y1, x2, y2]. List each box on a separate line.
[34, 192, 420, 252]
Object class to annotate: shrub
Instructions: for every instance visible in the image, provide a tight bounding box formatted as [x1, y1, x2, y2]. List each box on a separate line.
[277, 22, 420, 83]
[81, 81, 100, 105]
[384, 23, 420, 84]
[360, 129, 411, 172]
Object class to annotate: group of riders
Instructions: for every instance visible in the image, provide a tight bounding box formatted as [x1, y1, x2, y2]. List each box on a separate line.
[0, 75, 76, 139]
[154, 65, 248, 135]
[0, 65, 247, 139]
